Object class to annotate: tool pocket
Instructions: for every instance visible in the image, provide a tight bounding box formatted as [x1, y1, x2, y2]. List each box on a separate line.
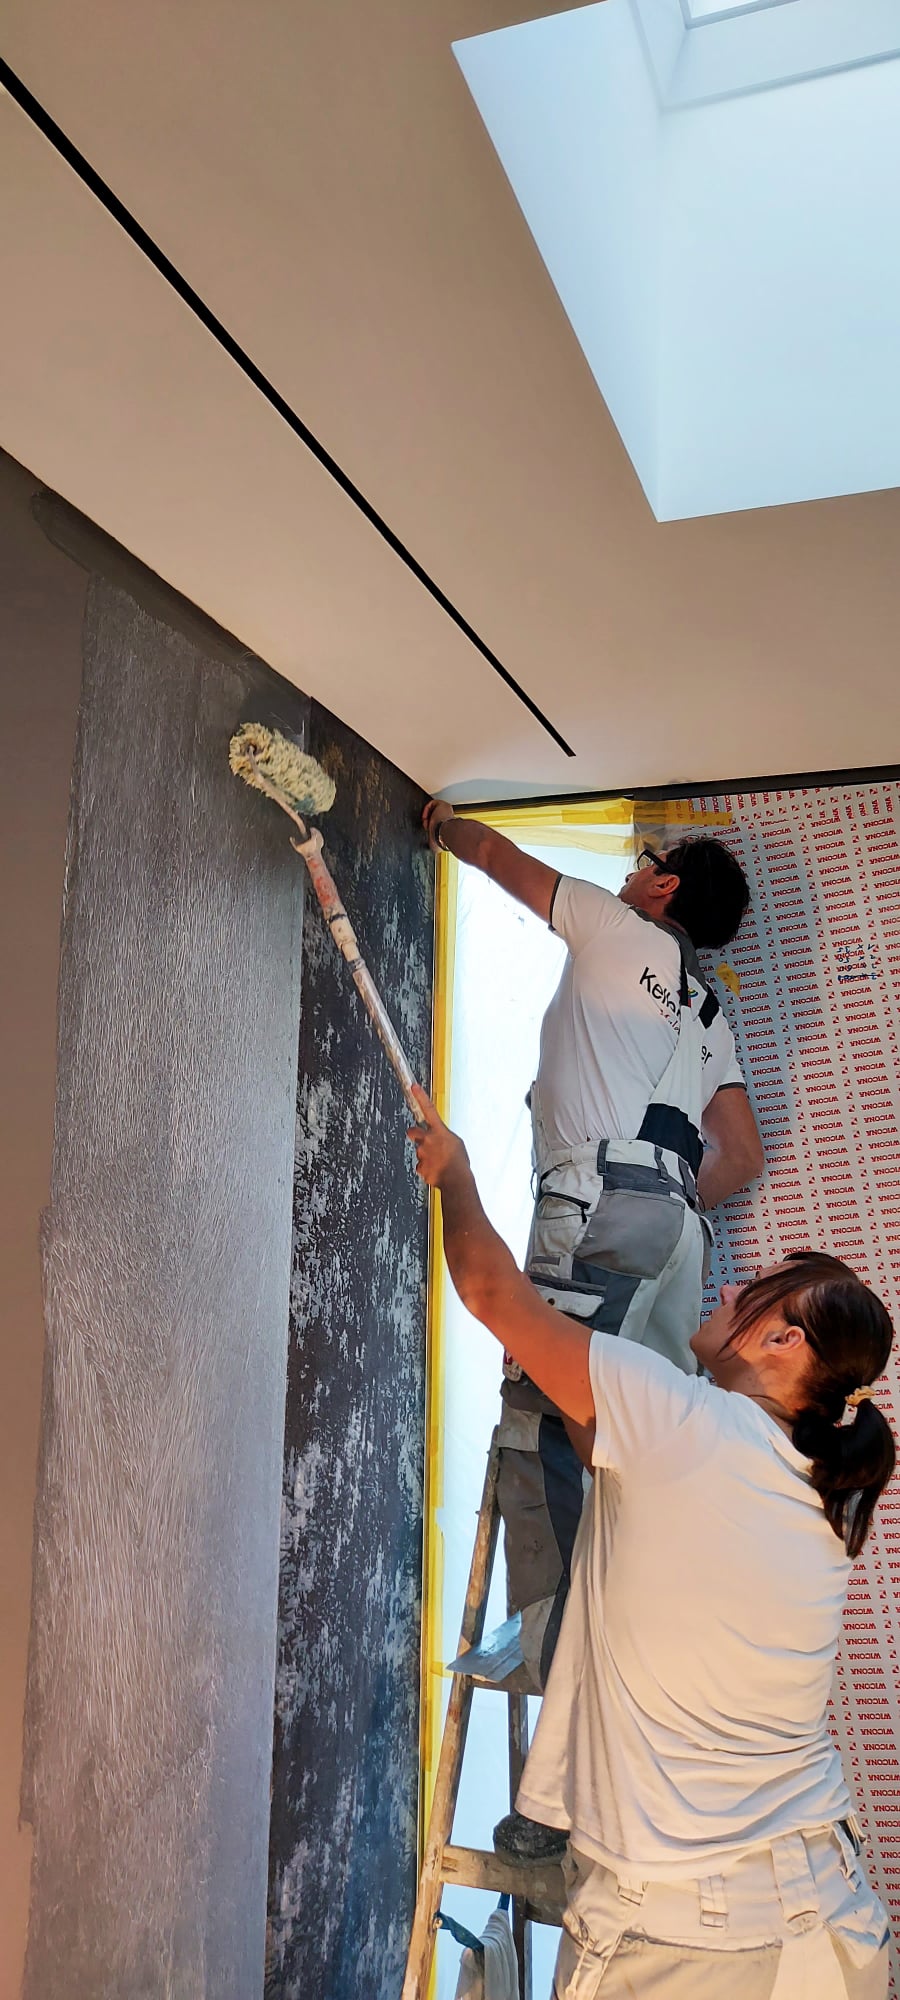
[528, 1185, 592, 1279]
[553, 1854, 624, 1998]
[531, 1283, 610, 1324]
[572, 1189, 684, 1283]
[826, 1825, 891, 1970]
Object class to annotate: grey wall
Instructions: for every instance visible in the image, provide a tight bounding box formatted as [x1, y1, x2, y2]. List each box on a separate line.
[0, 453, 86, 2000]
[2, 451, 432, 2000]
[17, 483, 310, 1999]
[266, 707, 432, 1999]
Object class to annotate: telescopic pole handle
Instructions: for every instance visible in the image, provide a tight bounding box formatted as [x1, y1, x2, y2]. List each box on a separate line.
[292, 828, 425, 1124]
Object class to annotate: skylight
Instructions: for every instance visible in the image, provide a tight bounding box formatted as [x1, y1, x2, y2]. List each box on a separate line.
[455, 0, 900, 520]
[682, 0, 797, 20]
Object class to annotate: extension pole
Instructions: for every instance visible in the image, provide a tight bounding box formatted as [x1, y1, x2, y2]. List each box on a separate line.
[292, 827, 424, 1123]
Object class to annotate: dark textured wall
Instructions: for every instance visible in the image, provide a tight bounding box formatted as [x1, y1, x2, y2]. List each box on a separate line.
[0, 452, 86, 2000]
[4, 454, 433, 2000]
[19, 493, 310, 2000]
[266, 705, 432, 2000]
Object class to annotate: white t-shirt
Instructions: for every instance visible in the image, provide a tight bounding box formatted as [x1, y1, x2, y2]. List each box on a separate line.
[517, 1336, 853, 1878]
[536, 877, 744, 1148]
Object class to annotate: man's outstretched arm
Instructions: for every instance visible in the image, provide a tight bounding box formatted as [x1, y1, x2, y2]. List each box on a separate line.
[407, 1086, 595, 1428]
[698, 1085, 764, 1210]
[422, 799, 559, 925]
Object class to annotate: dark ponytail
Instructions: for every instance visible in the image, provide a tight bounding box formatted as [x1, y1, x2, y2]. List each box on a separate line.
[731, 1253, 896, 1560]
[793, 1397, 896, 1561]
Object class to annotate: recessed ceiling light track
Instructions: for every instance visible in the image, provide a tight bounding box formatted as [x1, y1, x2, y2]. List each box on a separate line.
[0, 55, 575, 758]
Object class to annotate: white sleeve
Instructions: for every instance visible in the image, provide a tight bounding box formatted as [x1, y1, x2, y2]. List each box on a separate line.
[590, 1333, 705, 1472]
[700, 1010, 745, 1107]
[549, 875, 627, 957]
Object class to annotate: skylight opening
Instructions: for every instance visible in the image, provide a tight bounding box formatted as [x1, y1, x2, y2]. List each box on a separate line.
[455, 0, 900, 521]
[681, 0, 798, 23]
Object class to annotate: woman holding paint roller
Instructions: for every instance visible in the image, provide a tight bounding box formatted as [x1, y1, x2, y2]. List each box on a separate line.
[408, 1087, 895, 1999]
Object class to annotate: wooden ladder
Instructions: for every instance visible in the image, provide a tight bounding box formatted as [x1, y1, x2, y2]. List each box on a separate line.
[401, 1429, 565, 2000]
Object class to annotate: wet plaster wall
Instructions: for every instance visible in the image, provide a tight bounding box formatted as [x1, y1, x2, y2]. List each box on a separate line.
[266, 705, 433, 2000]
[14, 465, 310, 2000]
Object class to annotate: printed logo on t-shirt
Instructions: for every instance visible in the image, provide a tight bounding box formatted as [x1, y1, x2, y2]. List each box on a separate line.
[639, 964, 680, 1026]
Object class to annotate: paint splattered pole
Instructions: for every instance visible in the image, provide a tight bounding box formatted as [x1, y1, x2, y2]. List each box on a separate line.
[291, 823, 423, 1120]
[229, 723, 425, 1122]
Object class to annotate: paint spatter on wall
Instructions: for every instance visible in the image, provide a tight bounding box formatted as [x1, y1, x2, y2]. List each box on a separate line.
[716, 962, 741, 997]
[266, 704, 433, 2000]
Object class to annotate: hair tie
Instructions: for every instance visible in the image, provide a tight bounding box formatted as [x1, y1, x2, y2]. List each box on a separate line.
[846, 1386, 875, 1410]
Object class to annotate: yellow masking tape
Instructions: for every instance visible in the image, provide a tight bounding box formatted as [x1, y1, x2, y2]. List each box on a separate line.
[634, 798, 735, 831]
[420, 849, 458, 1867]
[459, 795, 638, 856]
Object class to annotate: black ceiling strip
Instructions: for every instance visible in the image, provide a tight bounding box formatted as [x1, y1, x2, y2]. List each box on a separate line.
[0, 56, 575, 759]
[462, 762, 900, 814]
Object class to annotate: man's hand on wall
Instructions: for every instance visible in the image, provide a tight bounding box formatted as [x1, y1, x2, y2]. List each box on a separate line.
[422, 797, 456, 852]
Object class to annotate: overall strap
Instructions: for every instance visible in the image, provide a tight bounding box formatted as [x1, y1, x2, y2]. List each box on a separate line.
[636, 931, 705, 1173]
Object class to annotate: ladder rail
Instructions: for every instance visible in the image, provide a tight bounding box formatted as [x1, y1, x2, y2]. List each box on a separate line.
[402, 1426, 558, 2000]
[401, 1431, 502, 2000]
[508, 1690, 532, 2000]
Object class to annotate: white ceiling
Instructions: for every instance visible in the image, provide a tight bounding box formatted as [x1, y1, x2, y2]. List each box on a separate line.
[2, 0, 899, 800]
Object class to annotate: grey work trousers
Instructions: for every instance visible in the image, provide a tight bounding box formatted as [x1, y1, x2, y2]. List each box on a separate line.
[498, 1153, 708, 1690]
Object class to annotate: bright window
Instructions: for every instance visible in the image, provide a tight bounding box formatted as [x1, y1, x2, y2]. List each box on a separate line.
[424, 805, 633, 1997]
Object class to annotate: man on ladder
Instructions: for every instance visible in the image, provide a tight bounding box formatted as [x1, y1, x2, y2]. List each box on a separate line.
[422, 803, 764, 1858]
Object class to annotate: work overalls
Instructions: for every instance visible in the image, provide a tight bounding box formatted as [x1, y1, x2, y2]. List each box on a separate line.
[498, 939, 714, 1690]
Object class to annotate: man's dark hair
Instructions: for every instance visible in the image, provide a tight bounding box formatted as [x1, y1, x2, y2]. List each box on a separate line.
[664, 836, 750, 950]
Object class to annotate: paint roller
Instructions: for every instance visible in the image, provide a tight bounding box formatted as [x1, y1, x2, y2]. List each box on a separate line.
[229, 722, 425, 1121]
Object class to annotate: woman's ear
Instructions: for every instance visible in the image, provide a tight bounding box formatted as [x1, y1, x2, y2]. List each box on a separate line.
[768, 1321, 807, 1354]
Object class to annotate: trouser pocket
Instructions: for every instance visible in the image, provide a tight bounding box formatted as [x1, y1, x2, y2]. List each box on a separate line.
[527, 1186, 592, 1279]
[571, 1188, 685, 1283]
[529, 1176, 688, 1289]
[552, 1925, 619, 1998]
[825, 1823, 891, 1976]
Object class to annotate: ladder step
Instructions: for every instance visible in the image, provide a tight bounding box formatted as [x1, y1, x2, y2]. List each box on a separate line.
[441, 1844, 566, 1925]
[446, 1613, 538, 1693]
